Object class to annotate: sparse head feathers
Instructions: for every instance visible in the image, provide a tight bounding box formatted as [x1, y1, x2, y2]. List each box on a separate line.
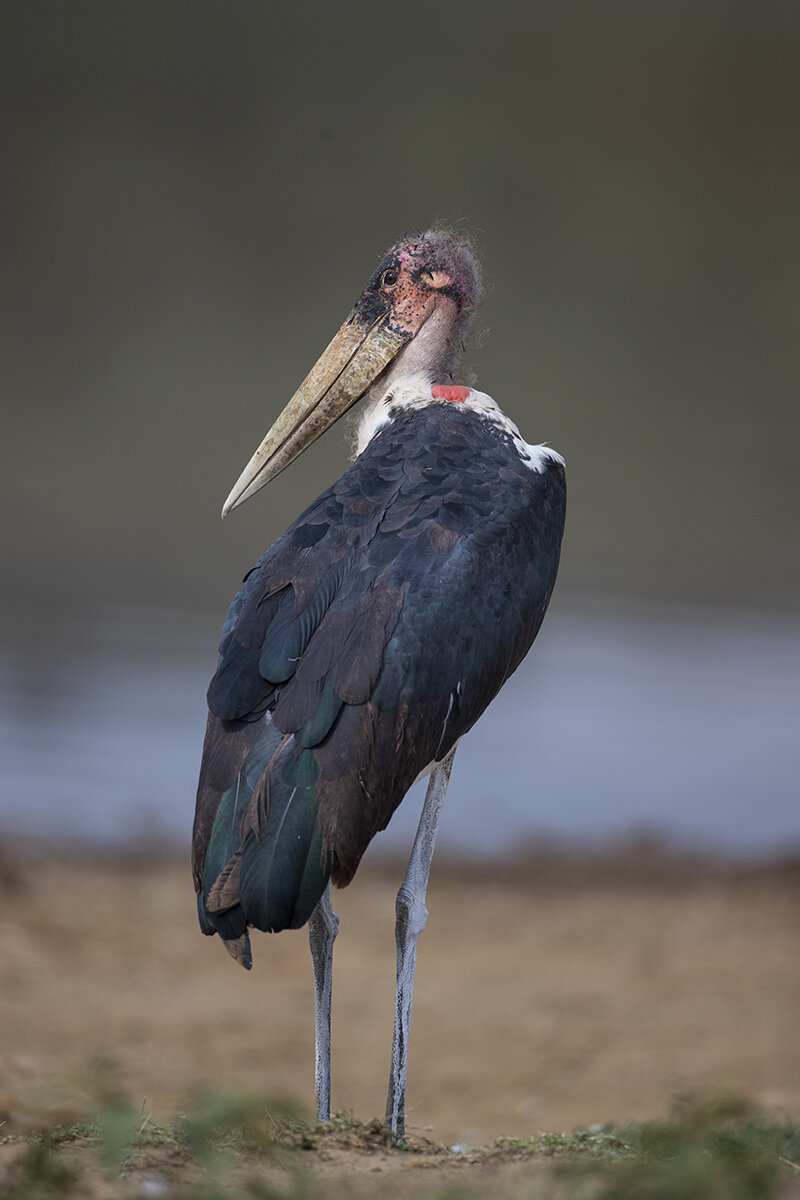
[394, 229, 483, 313]
[354, 230, 484, 388]
[370, 230, 483, 324]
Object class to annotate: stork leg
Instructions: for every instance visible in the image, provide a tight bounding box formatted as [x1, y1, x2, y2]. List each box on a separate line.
[308, 881, 339, 1123]
[385, 745, 457, 1139]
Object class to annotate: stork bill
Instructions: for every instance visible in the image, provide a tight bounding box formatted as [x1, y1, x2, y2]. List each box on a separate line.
[222, 308, 409, 515]
[222, 243, 470, 515]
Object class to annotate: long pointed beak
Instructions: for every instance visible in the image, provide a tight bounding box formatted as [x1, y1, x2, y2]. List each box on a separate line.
[222, 308, 410, 516]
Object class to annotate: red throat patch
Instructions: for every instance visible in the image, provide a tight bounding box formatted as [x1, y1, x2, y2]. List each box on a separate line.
[431, 384, 472, 403]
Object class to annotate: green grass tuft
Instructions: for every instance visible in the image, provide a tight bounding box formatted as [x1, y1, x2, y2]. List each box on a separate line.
[477, 1127, 630, 1160]
[561, 1093, 800, 1200]
[0, 1142, 79, 1199]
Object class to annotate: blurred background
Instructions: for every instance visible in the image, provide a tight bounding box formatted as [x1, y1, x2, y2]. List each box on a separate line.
[1, 0, 798, 857]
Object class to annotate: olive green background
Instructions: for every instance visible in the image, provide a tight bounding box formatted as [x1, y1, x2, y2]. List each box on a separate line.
[3, 0, 798, 629]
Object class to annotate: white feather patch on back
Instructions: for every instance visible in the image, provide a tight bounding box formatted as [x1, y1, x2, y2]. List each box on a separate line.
[354, 373, 564, 473]
[459, 387, 565, 473]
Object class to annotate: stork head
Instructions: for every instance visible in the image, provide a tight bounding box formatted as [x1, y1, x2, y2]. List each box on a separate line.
[222, 230, 482, 515]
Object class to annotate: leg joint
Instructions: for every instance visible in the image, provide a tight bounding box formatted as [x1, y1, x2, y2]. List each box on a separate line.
[395, 885, 428, 938]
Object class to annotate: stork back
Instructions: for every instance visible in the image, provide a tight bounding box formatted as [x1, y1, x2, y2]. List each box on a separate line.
[193, 401, 566, 968]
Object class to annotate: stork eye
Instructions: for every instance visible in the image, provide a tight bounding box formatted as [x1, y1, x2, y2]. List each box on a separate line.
[380, 268, 399, 288]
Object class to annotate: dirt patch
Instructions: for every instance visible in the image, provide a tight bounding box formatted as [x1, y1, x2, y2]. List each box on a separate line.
[0, 844, 797, 1148]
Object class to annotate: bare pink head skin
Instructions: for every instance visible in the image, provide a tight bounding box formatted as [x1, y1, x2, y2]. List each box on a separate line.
[359, 230, 483, 387]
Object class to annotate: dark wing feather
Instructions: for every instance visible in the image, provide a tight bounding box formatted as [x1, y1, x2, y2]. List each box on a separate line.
[193, 403, 565, 961]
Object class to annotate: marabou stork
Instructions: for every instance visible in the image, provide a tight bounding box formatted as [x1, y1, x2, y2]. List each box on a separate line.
[193, 231, 566, 1138]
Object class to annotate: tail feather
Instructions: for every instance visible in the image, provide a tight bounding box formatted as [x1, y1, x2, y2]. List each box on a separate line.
[197, 718, 332, 957]
[222, 931, 252, 970]
[238, 782, 328, 932]
[198, 779, 242, 935]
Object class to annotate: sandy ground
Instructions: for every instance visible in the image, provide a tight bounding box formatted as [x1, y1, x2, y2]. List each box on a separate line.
[0, 843, 798, 1149]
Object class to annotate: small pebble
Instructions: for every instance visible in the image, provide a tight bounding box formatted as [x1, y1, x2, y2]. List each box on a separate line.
[138, 1178, 170, 1198]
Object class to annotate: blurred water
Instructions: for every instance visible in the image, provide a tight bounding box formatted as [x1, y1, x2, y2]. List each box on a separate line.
[0, 602, 797, 858]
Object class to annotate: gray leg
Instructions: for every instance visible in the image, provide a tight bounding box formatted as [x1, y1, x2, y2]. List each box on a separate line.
[385, 745, 457, 1139]
[308, 881, 339, 1123]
